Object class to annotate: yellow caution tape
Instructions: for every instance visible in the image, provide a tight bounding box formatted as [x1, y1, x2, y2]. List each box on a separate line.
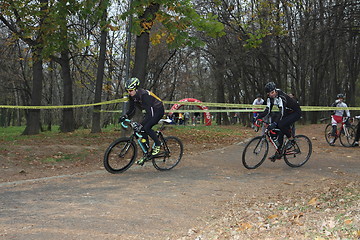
[98, 109, 259, 113]
[0, 98, 127, 109]
[1, 98, 359, 111]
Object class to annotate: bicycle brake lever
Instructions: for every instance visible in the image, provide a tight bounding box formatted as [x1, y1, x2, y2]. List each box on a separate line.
[135, 132, 143, 138]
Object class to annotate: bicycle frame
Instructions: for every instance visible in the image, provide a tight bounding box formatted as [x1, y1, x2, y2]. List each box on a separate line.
[254, 120, 296, 155]
[334, 120, 350, 138]
[255, 120, 282, 152]
[342, 122, 353, 138]
[266, 128, 282, 153]
[121, 119, 170, 160]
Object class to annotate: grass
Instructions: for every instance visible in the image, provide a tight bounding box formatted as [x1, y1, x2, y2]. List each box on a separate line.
[41, 152, 89, 163]
[0, 126, 26, 141]
[0, 124, 253, 167]
[0, 125, 109, 142]
[1, 123, 249, 142]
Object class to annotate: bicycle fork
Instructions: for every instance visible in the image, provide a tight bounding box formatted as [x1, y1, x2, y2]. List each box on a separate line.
[342, 125, 350, 138]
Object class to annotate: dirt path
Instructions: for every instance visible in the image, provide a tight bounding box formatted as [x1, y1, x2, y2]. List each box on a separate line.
[0, 124, 359, 239]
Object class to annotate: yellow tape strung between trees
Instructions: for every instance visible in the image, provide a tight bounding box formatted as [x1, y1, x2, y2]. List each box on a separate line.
[98, 109, 260, 113]
[1, 98, 360, 111]
[0, 98, 127, 109]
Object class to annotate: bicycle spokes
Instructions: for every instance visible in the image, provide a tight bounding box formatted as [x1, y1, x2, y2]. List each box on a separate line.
[253, 138, 266, 155]
[284, 135, 312, 167]
[118, 142, 132, 157]
[285, 143, 300, 155]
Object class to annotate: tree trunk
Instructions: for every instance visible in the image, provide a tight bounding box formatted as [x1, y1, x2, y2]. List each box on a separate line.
[132, 3, 160, 82]
[130, 3, 160, 122]
[91, 9, 108, 133]
[59, 49, 75, 133]
[22, 52, 43, 135]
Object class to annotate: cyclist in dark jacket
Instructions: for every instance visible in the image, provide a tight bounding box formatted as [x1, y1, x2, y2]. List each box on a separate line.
[354, 116, 360, 147]
[119, 77, 165, 162]
[255, 82, 302, 160]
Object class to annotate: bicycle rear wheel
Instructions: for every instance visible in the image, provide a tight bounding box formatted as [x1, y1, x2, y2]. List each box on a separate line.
[152, 136, 183, 171]
[242, 136, 268, 169]
[284, 135, 312, 167]
[324, 123, 336, 145]
[103, 137, 137, 174]
[339, 126, 356, 147]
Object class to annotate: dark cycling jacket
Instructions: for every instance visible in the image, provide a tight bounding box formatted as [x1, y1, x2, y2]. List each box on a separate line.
[126, 88, 164, 120]
[257, 89, 301, 121]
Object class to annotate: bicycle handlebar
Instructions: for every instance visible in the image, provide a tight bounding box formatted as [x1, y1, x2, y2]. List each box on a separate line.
[121, 119, 131, 129]
[254, 119, 271, 128]
[120, 119, 144, 138]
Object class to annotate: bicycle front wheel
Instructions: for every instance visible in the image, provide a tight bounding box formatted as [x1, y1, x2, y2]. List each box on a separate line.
[153, 136, 183, 171]
[324, 123, 335, 145]
[339, 126, 356, 147]
[284, 135, 312, 167]
[103, 138, 137, 174]
[242, 136, 269, 169]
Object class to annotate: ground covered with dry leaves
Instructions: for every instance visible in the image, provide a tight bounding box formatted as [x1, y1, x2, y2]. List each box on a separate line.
[1, 123, 359, 239]
[180, 180, 359, 240]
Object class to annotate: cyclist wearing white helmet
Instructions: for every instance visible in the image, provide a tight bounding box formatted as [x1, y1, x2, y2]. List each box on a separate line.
[119, 77, 165, 160]
[329, 93, 351, 146]
[255, 82, 302, 161]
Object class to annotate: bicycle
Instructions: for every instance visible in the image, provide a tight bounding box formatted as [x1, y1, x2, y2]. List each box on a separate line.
[103, 119, 183, 174]
[242, 119, 312, 169]
[324, 117, 356, 147]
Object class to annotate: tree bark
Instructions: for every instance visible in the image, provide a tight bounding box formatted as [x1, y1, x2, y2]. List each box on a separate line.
[91, 8, 108, 133]
[132, 3, 160, 82]
[59, 49, 75, 133]
[22, 51, 43, 135]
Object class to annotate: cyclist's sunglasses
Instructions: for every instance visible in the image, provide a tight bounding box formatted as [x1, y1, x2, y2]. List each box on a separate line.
[267, 90, 276, 95]
[127, 89, 135, 93]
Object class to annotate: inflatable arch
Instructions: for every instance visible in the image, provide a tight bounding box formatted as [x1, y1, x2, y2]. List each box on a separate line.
[169, 98, 212, 126]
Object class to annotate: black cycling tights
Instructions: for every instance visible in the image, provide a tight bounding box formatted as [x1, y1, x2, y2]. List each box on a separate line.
[277, 112, 301, 147]
[141, 108, 165, 147]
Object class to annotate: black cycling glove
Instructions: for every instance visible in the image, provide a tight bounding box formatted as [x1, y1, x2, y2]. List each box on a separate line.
[118, 115, 128, 123]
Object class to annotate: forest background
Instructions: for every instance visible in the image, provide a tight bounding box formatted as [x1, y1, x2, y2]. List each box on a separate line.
[0, 0, 359, 135]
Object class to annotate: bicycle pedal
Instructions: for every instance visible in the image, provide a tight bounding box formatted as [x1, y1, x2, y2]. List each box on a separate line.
[136, 160, 145, 166]
[136, 157, 147, 166]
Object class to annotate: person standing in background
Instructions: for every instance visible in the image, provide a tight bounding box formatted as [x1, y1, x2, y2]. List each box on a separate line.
[329, 94, 351, 146]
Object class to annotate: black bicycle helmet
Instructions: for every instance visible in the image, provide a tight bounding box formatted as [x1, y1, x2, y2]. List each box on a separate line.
[337, 93, 344, 99]
[264, 82, 277, 93]
[125, 77, 140, 91]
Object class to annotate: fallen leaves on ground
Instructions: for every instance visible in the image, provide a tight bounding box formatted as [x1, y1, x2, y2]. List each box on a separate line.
[179, 180, 360, 240]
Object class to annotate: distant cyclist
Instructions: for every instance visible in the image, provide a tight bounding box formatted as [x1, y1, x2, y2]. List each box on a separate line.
[255, 82, 302, 161]
[119, 77, 165, 164]
[329, 93, 351, 146]
[252, 94, 264, 119]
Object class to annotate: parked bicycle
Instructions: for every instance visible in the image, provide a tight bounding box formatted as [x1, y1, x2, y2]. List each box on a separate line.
[324, 117, 356, 147]
[242, 119, 312, 169]
[104, 119, 183, 174]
